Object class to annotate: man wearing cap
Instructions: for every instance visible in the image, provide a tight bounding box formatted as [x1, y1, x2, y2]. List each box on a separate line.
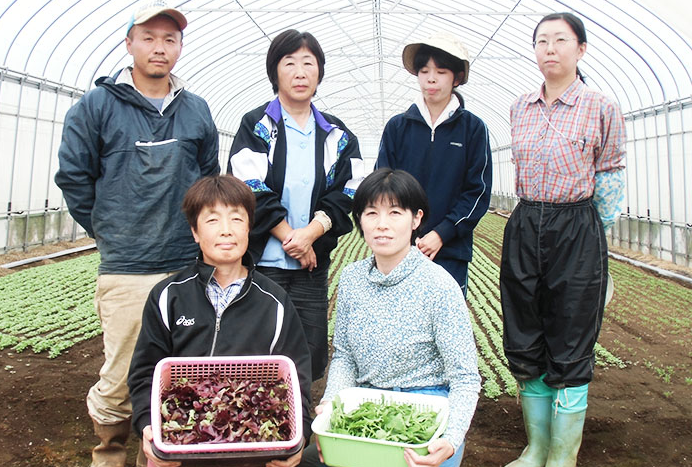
[376, 32, 492, 299]
[54, 2, 219, 466]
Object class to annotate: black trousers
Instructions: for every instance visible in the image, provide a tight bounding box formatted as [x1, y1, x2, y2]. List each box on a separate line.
[500, 198, 608, 388]
[258, 264, 329, 381]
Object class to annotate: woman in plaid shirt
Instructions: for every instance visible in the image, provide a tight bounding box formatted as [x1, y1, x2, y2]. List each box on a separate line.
[500, 12, 625, 467]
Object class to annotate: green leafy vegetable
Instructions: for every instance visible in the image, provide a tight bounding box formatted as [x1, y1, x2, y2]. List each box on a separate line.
[328, 395, 440, 444]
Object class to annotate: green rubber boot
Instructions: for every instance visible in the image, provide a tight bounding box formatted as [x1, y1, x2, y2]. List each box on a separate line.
[545, 409, 586, 467]
[505, 377, 553, 467]
[545, 385, 589, 467]
[506, 396, 553, 467]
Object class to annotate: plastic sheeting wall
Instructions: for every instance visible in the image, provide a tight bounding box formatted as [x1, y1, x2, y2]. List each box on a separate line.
[492, 97, 692, 266]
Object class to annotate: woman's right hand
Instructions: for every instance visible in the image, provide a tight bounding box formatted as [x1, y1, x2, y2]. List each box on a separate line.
[314, 400, 330, 415]
[403, 438, 454, 467]
[142, 425, 181, 467]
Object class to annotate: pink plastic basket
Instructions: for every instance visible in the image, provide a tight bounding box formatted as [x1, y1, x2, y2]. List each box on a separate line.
[150, 355, 303, 458]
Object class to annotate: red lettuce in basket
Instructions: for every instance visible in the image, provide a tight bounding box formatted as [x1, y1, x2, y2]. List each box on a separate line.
[160, 374, 292, 445]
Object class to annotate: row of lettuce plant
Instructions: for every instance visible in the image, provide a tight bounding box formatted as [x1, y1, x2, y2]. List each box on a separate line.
[0, 213, 649, 383]
[322, 215, 630, 399]
[0, 253, 101, 357]
[327, 229, 371, 337]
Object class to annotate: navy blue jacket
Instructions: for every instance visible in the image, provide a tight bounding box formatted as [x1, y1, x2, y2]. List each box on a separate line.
[54, 70, 220, 274]
[377, 102, 492, 262]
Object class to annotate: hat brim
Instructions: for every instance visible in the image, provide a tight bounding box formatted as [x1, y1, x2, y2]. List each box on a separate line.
[134, 8, 187, 31]
[402, 42, 470, 85]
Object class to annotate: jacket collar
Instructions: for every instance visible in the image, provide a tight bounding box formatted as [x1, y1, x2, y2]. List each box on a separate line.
[195, 251, 256, 291]
[405, 96, 463, 126]
[113, 67, 186, 112]
[96, 68, 186, 113]
[413, 93, 461, 130]
[265, 97, 336, 134]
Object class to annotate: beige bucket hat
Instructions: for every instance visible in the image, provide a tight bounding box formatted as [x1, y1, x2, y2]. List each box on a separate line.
[402, 32, 470, 84]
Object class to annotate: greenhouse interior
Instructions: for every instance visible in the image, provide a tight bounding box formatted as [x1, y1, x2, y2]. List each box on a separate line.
[1, 2, 692, 467]
[0, 0, 691, 266]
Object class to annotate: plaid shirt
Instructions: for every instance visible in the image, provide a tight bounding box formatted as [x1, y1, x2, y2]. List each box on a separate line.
[206, 276, 246, 318]
[510, 78, 626, 202]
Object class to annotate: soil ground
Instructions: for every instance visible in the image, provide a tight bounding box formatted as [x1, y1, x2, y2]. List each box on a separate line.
[1, 235, 691, 467]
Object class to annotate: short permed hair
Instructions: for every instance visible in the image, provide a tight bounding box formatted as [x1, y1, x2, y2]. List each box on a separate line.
[182, 175, 255, 230]
[352, 168, 429, 244]
[266, 29, 325, 94]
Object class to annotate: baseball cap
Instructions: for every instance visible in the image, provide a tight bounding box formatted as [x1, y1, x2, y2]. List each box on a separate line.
[126, 1, 187, 36]
[402, 32, 471, 84]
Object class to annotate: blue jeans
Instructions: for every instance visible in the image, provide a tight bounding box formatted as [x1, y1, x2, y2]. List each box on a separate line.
[257, 265, 329, 381]
[300, 385, 465, 467]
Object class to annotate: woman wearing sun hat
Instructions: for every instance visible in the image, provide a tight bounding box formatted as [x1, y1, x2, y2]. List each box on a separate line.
[376, 32, 492, 298]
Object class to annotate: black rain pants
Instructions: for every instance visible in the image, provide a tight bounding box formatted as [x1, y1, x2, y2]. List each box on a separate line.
[500, 198, 608, 388]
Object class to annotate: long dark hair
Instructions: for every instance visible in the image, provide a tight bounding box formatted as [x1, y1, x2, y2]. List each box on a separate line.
[534, 12, 587, 83]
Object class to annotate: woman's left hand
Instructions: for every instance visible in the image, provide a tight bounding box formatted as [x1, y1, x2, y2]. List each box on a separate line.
[297, 247, 317, 271]
[282, 226, 319, 259]
[403, 439, 454, 467]
[265, 446, 303, 467]
[416, 231, 443, 260]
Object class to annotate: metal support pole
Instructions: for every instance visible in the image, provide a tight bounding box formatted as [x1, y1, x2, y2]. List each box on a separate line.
[664, 103, 677, 264]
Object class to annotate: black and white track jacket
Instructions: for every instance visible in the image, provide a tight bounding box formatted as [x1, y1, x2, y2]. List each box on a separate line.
[128, 253, 312, 440]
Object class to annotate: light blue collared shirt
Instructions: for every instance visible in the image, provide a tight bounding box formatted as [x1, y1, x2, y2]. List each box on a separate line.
[259, 106, 316, 269]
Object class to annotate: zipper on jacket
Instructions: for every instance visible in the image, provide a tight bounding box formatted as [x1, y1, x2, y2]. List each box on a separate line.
[430, 129, 435, 142]
[206, 269, 220, 355]
[207, 268, 253, 356]
[209, 320, 220, 356]
[209, 315, 222, 354]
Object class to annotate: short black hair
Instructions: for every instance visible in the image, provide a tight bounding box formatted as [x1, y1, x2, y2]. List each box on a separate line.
[412, 44, 466, 86]
[352, 168, 429, 244]
[266, 29, 325, 94]
[182, 175, 255, 230]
